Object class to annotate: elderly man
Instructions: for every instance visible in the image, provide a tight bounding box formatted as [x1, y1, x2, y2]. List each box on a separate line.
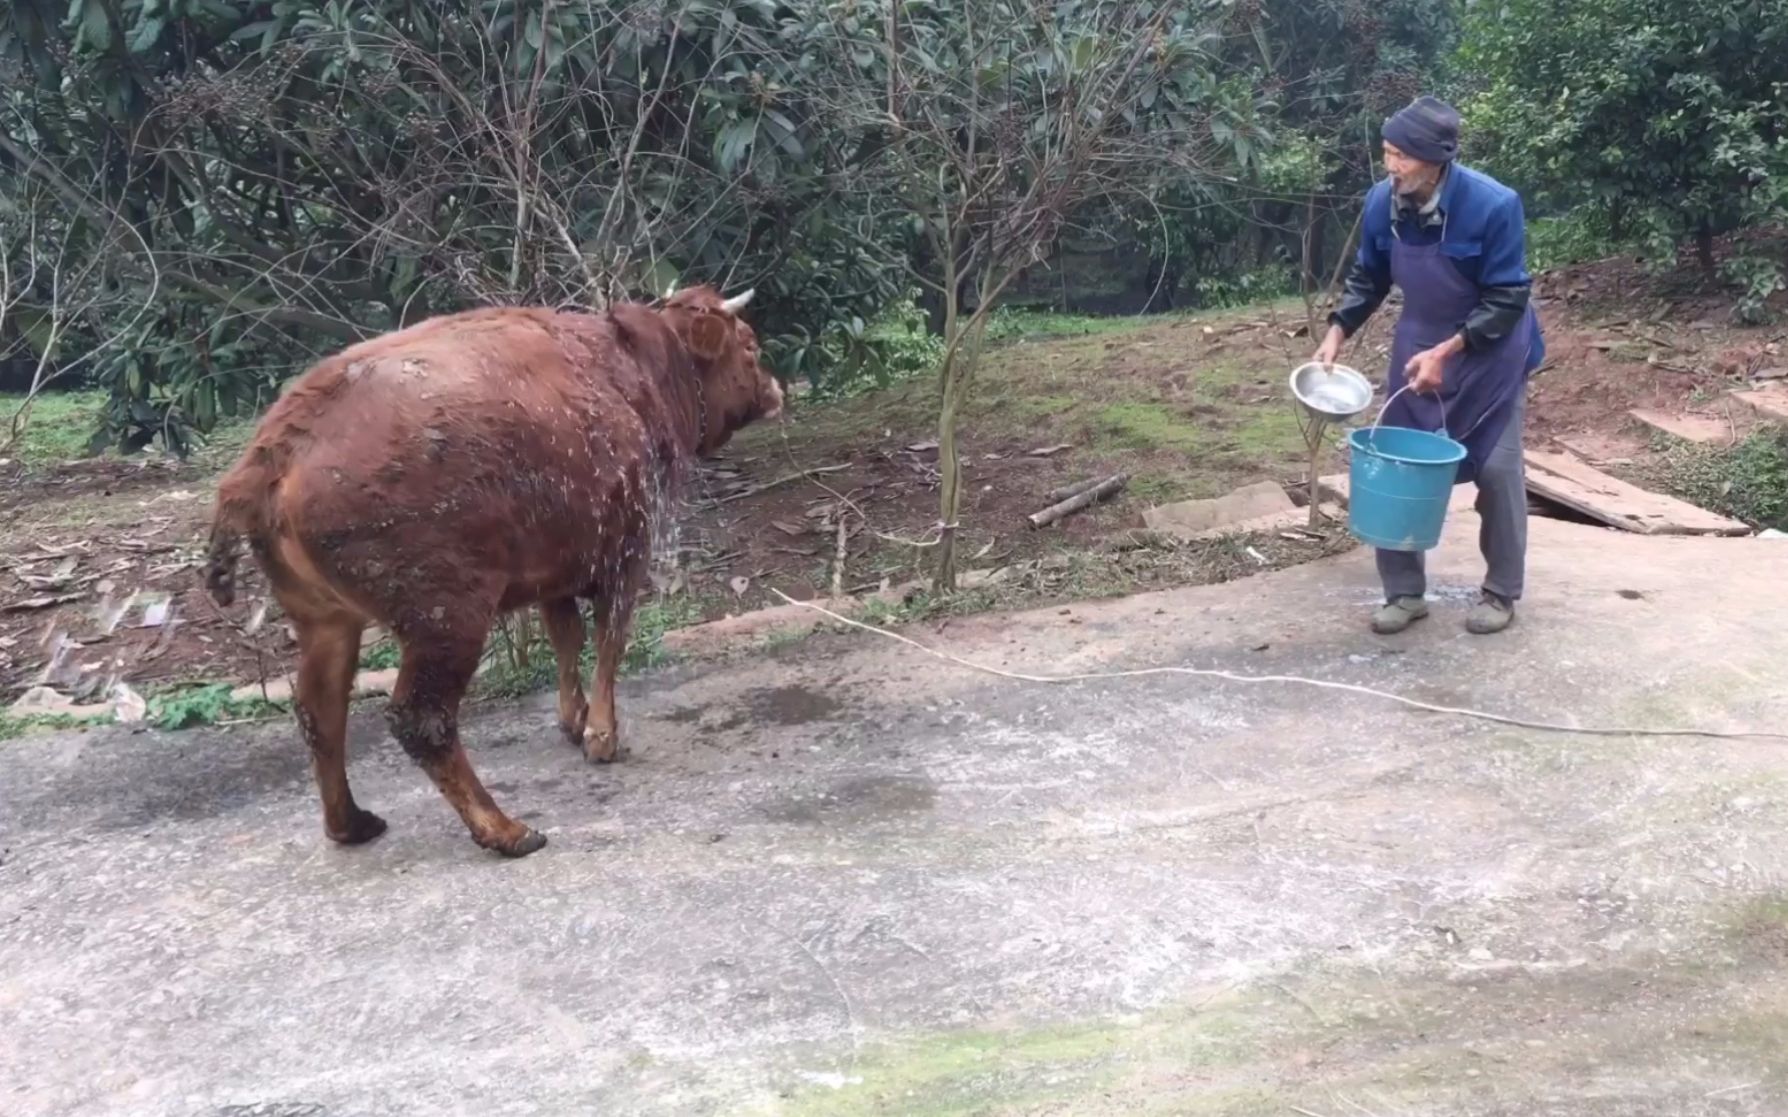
[1314, 96, 1544, 636]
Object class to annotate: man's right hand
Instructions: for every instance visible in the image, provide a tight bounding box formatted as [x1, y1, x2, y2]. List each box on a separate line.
[1313, 324, 1346, 368]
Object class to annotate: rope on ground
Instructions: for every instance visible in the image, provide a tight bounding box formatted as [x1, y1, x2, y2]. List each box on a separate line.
[771, 591, 1788, 743]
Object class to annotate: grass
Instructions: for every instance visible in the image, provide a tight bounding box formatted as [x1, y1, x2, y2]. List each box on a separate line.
[766, 303, 1311, 510]
[359, 638, 400, 671]
[1646, 428, 1788, 530]
[0, 710, 107, 741]
[147, 683, 288, 730]
[985, 306, 1164, 342]
[2, 387, 258, 472]
[0, 682, 287, 740]
[1094, 401, 1203, 452]
[1, 389, 106, 466]
[474, 594, 706, 701]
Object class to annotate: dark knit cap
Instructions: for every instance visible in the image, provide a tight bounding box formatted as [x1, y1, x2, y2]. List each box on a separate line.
[1382, 96, 1460, 164]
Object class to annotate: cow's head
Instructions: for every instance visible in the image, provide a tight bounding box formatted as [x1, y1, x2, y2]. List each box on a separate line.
[662, 285, 784, 454]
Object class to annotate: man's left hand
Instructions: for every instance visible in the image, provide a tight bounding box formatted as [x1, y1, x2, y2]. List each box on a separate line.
[1405, 336, 1464, 395]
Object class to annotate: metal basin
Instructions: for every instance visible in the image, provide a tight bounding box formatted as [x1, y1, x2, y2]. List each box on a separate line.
[1289, 361, 1373, 421]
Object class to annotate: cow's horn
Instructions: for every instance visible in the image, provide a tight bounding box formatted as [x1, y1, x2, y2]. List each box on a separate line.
[720, 288, 755, 313]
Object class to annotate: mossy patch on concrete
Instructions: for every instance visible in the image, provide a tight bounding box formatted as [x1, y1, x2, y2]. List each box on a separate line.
[772, 997, 1270, 1117]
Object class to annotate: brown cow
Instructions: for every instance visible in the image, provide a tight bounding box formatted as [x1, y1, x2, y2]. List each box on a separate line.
[203, 286, 782, 857]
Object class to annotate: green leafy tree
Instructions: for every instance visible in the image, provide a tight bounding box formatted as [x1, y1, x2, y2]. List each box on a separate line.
[1461, 0, 1788, 287]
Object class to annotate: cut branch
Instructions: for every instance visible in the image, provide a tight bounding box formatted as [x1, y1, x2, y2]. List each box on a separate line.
[1028, 474, 1128, 529]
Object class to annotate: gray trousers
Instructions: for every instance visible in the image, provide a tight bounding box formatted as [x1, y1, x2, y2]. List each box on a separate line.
[1376, 390, 1527, 603]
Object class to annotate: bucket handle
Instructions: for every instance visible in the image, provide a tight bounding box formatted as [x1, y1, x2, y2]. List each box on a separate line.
[1369, 384, 1448, 436]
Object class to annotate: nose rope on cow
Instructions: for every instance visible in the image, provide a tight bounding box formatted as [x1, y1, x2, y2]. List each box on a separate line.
[771, 591, 1788, 744]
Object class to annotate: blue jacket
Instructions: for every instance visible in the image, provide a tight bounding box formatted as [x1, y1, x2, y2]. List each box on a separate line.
[1331, 164, 1545, 371]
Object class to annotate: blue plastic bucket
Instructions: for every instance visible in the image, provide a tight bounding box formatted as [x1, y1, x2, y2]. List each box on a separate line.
[1346, 423, 1467, 552]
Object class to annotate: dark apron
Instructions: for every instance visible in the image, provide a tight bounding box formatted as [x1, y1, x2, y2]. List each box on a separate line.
[1379, 218, 1538, 486]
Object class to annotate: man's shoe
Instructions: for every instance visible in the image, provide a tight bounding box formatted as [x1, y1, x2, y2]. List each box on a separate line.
[1371, 596, 1430, 635]
[1466, 592, 1515, 635]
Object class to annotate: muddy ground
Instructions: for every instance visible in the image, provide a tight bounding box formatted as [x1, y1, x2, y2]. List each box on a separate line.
[5, 507, 1788, 1115]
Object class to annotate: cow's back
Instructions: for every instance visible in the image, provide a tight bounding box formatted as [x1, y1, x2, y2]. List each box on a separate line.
[218, 306, 695, 610]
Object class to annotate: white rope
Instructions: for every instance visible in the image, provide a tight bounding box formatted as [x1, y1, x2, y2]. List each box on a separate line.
[772, 591, 1788, 743]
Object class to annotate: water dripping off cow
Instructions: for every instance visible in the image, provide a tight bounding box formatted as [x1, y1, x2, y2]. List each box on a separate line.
[203, 287, 783, 857]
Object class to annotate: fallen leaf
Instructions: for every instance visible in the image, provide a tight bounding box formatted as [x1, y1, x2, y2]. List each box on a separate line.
[729, 576, 751, 597]
[772, 519, 811, 537]
[1027, 444, 1074, 458]
[905, 440, 939, 453]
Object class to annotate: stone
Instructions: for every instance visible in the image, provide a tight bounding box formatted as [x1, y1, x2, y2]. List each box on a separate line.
[1142, 481, 1294, 541]
[1729, 383, 1788, 424]
[228, 667, 401, 706]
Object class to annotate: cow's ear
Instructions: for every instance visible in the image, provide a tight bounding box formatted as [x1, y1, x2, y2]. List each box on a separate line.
[686, 310, 728, 362]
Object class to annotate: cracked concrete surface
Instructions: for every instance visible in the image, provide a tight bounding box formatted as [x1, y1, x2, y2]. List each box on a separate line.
[4, 511, 1788, 1116]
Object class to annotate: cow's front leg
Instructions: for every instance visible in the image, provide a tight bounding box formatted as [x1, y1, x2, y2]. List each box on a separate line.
[583, 594, 634, 763]
[538, 598, 588, 747]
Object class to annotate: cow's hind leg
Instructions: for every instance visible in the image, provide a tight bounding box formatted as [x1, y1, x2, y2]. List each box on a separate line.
[583, 592, 635, 764]
[387, 624, 545, 857]
[539, 598, 588, 747]
[294, 615, 386, 845]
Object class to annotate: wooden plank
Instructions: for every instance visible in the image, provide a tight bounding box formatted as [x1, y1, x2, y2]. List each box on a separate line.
[1628, 408, 1732, 445]
[1729, 383, 1788, 424]
[1523, 450, 1750, 536]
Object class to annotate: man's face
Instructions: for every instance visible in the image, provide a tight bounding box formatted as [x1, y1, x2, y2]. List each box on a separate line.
[1383, 141, 1442, 198]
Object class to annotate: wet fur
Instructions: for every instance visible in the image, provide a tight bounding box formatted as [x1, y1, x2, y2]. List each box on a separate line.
[203, 288, 780, 856]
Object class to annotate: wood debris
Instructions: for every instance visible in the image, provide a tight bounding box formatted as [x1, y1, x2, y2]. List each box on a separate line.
[1027, 474, 1128, 529]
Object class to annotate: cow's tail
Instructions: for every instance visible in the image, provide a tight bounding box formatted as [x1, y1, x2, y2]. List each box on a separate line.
[204, 522, 246, 608]
[205, 457, 276, 609]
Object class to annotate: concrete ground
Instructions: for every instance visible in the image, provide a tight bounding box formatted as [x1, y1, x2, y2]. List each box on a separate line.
[5, 509, 1788, 1116]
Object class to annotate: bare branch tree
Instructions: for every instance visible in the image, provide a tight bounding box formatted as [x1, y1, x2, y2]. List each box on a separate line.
[799, 1, 1231, 589]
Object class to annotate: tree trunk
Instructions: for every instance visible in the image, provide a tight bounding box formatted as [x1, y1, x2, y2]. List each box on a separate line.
[1696, 220, 1716, 277]
[1307, 203, 1328, 286]
[932, 297, 988, 594]
[934, 377, 962, 592]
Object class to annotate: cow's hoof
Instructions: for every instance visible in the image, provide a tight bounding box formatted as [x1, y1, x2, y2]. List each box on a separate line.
[484, 827, 547, 858]
[583, 727, 620, 764]
[558, 701, 589, 747]
[327, 809, 388, 846]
